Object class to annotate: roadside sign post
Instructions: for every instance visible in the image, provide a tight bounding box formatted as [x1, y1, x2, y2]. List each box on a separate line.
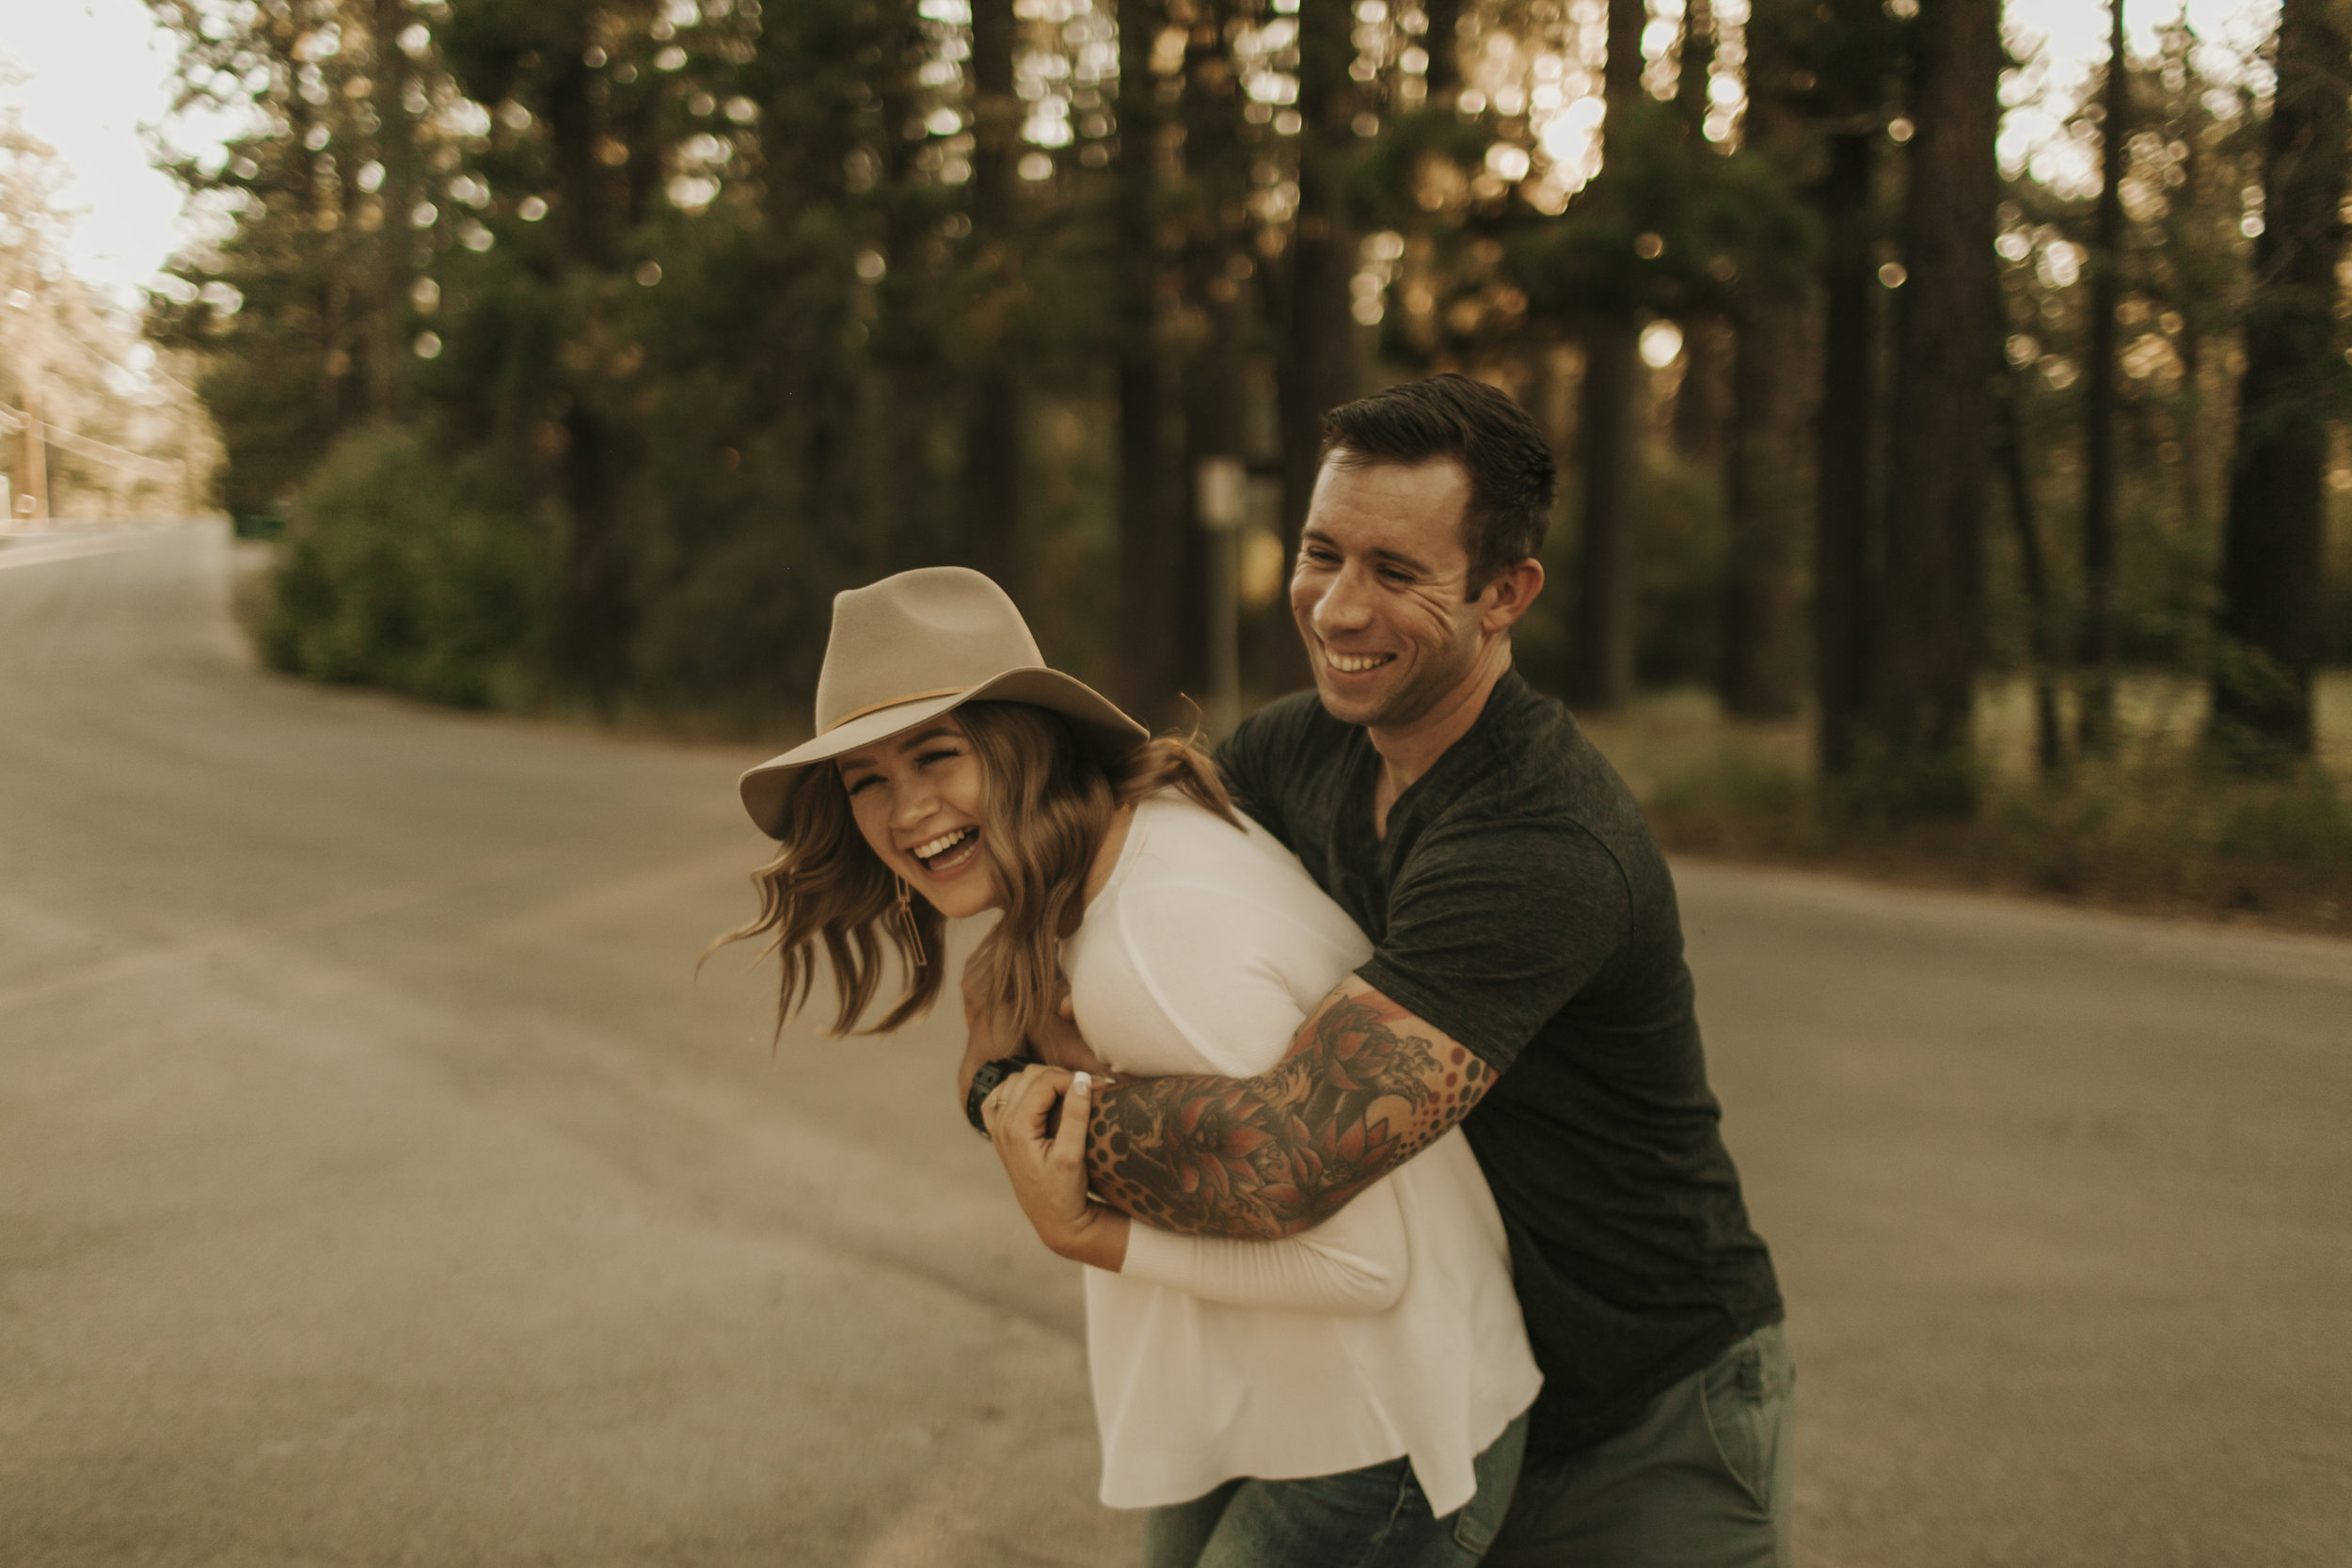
[19, 381, 47, 529]
[1195, 455, 1247, 736]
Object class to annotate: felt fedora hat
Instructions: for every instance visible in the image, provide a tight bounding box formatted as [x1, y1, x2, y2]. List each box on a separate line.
[738, 566, 1148, 838]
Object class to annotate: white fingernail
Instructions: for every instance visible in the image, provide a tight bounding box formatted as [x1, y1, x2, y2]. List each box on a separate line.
[1073, 1071, 1090, 1091]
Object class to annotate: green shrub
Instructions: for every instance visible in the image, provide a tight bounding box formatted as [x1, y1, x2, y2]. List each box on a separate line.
[1581, 683, 2351, 927]
[1518, 449, 1729, 694]
[262, 424, 548, 708]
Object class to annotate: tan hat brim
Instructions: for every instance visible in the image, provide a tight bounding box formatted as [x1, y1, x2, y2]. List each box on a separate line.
[737, 666, 1150, 838]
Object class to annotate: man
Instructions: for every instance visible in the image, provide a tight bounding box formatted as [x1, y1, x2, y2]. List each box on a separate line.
[990, 373, 1789, 1565]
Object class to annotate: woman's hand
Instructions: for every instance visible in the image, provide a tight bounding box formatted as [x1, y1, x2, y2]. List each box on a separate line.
[985, 1066, 1128, 1273]
[957, 1001, 1016, 1111]
[964, 967, 1106, 1085]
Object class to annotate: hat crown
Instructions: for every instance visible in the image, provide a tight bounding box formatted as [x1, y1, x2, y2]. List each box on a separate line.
[813, 567, 1043, 733]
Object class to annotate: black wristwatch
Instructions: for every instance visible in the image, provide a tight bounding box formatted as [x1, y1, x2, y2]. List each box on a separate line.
[965, 1055, 1033, 1135]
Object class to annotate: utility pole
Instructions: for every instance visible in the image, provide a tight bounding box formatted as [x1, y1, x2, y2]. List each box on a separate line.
[1195, 455, 1248, 736]
[19, 378, 48, 527]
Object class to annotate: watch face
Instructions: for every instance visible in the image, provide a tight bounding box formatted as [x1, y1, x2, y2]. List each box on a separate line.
[970, 1059, 1013, 1110]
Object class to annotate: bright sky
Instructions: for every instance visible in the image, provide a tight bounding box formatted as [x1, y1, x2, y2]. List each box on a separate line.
[0, 0, 2287, 308]
[0, 0, 233, 307]
[2012, 0, 2273, 68]
[2003, 0, 2277, 195]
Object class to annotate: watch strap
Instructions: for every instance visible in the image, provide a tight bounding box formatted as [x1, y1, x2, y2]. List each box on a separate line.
[965, 1055, 1033, 1134]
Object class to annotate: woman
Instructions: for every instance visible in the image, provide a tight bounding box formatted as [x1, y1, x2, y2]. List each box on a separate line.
[726, 567, 1539, 1567]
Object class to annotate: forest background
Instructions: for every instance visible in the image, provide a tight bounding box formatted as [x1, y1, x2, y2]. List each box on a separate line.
[12, 0, 2352, 927]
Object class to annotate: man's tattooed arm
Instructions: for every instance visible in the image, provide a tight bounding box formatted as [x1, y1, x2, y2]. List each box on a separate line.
[1082, 975, 1495, 1241]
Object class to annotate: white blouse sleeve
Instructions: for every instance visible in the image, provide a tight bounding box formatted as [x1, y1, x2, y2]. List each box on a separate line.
[1099, 870, 1409, 1314]
[1119, 1180, 1407, 1313]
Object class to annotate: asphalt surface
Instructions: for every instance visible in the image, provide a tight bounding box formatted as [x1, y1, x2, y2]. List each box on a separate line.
[2, 525, 2345, 1566]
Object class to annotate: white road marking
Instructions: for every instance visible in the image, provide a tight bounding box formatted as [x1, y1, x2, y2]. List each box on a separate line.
[0, 532, 167, 570]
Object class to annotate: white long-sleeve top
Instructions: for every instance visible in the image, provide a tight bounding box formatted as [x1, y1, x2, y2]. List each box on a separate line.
[1063, 793, 1542, 1514]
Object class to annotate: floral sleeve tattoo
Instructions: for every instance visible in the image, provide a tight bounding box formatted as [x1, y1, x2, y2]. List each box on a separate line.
[1084, 983, 1494, 1241]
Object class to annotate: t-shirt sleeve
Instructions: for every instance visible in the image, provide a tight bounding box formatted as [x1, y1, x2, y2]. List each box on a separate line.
[1357, 815, 1630, 1074]
[1212, 705, 1297, 852]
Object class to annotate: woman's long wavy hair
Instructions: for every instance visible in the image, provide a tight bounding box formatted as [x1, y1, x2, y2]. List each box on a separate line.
[715, 701, 1238, 1047]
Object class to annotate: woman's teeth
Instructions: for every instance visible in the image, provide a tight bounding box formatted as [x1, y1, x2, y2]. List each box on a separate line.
[1326, 650, 1393, 673]
[912, 827, 978, 869]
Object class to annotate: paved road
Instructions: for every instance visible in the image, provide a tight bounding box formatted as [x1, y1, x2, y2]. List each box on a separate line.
[3, 527, 2345, 1566]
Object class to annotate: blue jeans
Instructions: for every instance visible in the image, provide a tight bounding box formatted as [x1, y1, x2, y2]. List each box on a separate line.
[1483, 1323, 1795, 1568]
[1140, 1409, 1530, 1568]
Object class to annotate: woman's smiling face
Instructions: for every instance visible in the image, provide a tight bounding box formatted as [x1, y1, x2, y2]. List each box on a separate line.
[837, 714, 999, 919]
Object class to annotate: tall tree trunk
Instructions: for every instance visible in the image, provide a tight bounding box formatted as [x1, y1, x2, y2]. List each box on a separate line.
[1675, 316, 1732, 463]
[332, 71, 364, 426]
[1116, 0, 1178, 719]
[1175, 3, 1250, 709]
[1720, 30, 1806, 721]
[1270, 0, 1361, 693]
[1998, 366, 2065, 774]
[546, 60, 610, 270]
[1571, 320, 1642, 707]
[1676, 0, 1716, 135]
[2076, 0, 2128, 752]
[1180, 336, 1242, 715]
[1420, 0, 1465, 103]
[1566, 0, 1648, 710]
[1813, 137, 1879, 774]
[1722, 297, 1808, 717]
[875, 0, 946, 562]
[766, 0, 886, 615]
[281, 61, 337, 433]
[1813, 135, 1879, 773]
[2173, 115, 2216, 531]
[962, 0, 1024, 590]
[368, 0, 420, 420]
[544, 54, 633, 703]
[1870, 0, 2001, 810]
[2210, 0, 2349, 760]
[1669, 0, 1728, 473]
[555, 401, 635, 702]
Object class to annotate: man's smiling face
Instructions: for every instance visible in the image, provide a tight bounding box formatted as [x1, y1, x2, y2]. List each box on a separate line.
[1290, 454, 1488, 733]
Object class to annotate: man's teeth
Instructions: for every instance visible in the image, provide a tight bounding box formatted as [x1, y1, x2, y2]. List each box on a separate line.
[913, 828, 975, 863]
[1326, 651, 1393, 673]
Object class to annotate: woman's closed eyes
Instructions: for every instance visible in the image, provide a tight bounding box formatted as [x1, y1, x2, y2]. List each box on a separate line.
[843, 739, 967, 795]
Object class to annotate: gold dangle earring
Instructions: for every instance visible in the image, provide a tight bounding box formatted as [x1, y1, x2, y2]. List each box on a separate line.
[894, 876, 928, 969]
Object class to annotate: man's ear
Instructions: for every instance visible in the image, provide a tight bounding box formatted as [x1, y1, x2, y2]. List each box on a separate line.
[1479, 558, 1545, 634]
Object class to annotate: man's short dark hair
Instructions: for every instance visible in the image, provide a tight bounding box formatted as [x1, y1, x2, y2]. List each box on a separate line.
[1318, 372, 1557, 594]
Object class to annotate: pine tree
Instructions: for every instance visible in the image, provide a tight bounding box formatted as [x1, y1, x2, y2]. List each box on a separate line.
[2210, 0, 2350, 761]
[1869, 0, 1999, 810]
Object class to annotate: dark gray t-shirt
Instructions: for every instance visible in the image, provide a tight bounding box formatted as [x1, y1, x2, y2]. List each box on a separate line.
[1216, 671, 1782, 1456]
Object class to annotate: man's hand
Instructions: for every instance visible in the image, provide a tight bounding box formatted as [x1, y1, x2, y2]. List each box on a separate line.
[985, 1066, 1128, 1271]
[1079, 975, 1494, 1242]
